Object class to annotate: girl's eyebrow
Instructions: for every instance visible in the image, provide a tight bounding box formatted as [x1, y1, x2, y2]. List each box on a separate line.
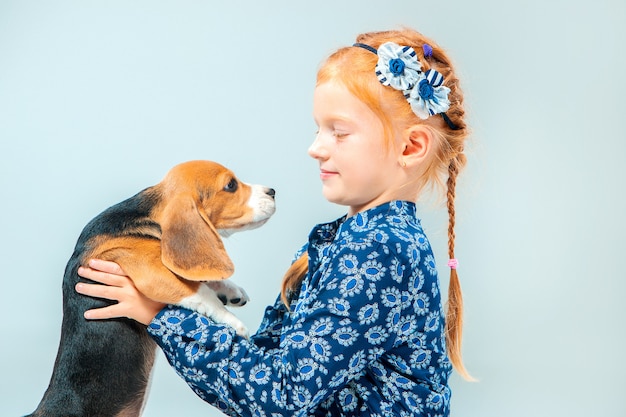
[314, 114, 355, 126]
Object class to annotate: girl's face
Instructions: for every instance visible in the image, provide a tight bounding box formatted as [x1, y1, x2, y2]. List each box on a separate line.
[310, 81, 410, 216]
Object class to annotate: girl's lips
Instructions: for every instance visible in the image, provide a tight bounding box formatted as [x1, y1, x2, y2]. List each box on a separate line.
[319, 169, 338, 180]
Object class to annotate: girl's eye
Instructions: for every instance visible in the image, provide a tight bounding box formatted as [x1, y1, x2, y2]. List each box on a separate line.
[333, 131, 348, 139]
[223, 178, 238, 193]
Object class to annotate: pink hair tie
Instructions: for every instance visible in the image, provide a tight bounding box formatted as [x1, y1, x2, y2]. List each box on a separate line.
[448, 259, 459, 269]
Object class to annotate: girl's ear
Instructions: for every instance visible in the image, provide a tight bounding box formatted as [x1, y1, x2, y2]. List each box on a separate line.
[400, 125, 433, 167]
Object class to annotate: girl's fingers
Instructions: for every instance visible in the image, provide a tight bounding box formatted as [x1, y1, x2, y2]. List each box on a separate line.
[84, 304, 126, 320]
[77, 266, 130, 287]
[87, 259, 126, 276]
[75, 259, 164, 324]
[75, 282, 122, 301]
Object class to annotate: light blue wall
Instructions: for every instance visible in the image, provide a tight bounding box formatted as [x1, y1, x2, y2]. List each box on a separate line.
[1, 1, 624, 416]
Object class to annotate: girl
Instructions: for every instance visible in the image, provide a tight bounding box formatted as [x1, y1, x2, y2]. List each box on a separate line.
[76, 28, 471, 416]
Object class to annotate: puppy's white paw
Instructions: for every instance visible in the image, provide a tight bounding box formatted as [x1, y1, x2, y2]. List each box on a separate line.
[209, 305, 249, 338]
[230, 319, 250, 339]
[206, 280, 250, 307]
[179, 284, 249, 338]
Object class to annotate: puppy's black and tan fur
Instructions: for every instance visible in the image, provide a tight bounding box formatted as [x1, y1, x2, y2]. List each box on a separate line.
[27, 160, 276, 417]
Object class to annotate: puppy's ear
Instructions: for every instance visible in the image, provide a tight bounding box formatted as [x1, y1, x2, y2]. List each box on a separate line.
[160, 196, 234, 281]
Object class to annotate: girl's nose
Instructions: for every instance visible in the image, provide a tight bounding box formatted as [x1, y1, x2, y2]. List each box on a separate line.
[308, 133, 328, 160]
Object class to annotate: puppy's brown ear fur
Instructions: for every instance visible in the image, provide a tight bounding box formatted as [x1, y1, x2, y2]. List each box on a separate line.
[160, 196, 234, 281]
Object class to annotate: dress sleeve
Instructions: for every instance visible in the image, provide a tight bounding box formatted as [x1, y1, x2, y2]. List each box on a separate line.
[147, 243, 412, 416]
[249, 295, 286, 351]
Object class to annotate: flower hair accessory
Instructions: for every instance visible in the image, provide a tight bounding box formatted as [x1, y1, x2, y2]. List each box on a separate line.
[405, 69, 452, 118]
[353, 41, 459, 129]
[375, 43, 422, 91]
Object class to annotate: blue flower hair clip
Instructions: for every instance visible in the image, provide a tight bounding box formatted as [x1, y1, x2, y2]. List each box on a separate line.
[353, 41, 459, 130]
[405, 68, 452, 119]
[375, 42, 422, 91]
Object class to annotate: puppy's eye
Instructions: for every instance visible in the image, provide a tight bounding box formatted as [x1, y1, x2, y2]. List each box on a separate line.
[223, 178, 238, 193]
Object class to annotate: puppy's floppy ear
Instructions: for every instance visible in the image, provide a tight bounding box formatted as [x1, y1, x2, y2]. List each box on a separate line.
[160, 196, 234, 281]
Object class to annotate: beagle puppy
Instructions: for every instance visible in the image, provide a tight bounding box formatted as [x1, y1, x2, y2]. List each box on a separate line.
[27, 160, 276, 417]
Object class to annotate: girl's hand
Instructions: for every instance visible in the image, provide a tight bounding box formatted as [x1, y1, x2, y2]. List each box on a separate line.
[75, 259, 166, 326]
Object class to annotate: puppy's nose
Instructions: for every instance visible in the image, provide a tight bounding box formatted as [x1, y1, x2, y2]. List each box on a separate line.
[266, 188, 276, 199]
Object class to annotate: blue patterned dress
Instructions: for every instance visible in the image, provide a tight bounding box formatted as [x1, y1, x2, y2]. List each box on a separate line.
[147, 200, 452, 416]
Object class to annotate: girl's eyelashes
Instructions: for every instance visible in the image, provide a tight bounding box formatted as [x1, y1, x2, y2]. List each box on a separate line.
[314, 124, 350, 139]
[314, 128, 341, 134]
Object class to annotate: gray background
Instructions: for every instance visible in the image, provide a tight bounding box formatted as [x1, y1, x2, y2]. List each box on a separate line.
[1, 1, 625, 416]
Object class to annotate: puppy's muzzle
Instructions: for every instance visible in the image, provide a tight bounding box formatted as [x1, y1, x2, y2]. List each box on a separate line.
[250, 186, 276, 224]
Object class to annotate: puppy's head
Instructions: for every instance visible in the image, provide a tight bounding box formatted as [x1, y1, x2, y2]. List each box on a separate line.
[157, 160, 276, 281]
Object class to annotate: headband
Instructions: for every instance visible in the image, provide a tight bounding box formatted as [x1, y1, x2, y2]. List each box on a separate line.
[353, 42, 459, 130]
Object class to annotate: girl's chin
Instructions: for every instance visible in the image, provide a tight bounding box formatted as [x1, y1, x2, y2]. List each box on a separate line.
[321, 189, 343, 205]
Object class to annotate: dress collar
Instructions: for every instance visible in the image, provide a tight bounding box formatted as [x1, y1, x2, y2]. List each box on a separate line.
[310, 200, 417, 243]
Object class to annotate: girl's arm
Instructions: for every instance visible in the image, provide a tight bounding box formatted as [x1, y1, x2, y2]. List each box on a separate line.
[249, 295, 287, 350]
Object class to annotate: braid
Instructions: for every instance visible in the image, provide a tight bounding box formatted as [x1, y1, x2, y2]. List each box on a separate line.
[445, 158, 474, 380]
[446, 160, 458, 260]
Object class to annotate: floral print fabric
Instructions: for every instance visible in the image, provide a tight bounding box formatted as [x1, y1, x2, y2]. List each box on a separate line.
[147, 200, 452, 416]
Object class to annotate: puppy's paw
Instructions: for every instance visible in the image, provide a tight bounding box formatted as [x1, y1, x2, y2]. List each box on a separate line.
[206, 281, 250, 307]
[210, 306, 249, 338]
[232, 321, 250, 339]
[179, 284, 249, 338]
